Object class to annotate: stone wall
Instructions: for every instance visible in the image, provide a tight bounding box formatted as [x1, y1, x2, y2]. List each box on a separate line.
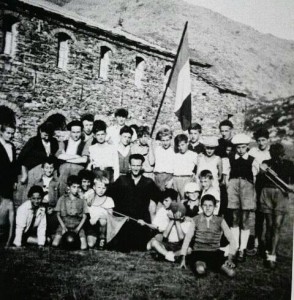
[0, 1, 246, 150]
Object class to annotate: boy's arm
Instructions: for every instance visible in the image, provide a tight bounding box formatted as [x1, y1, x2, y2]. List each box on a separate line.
[162, 219, 174, 239]
[174, 220, 184, 241]
[13, 206, 27, 247]
[148, 200, 157, 222]
[180, 221, 195, 256]
[147, 140, 155, 167]
[6, 202, 15, 248]
[221, 219, 237, 259]
[137, 219, 158, 230]
[66, 155, 88, 164]
[74, 214, 87, 233]
[56, 212, 67, 233]
[37, 212, 47, 247]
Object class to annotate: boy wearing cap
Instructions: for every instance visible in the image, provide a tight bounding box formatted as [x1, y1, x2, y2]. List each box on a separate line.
[188, 123, 205, 154]
[226, 133, 259, 262]
[179, 194, 237, 277]
[57, 120, 88, 195]
[138, 189, 191, 262]
[183, 182, 200, 218]
[153, 127, 174, 191]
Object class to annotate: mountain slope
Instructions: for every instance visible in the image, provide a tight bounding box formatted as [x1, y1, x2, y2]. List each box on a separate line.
[43, 0, 294, 100]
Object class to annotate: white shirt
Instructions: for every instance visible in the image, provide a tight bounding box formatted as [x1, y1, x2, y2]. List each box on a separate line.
[42, 140, 51, 156]
[42, 176, 53, 203]
[248, 146, 271, 165]
[0, 137, 13, 162]
[117, 144, 131, 157]
[173, 150, 198, 176]
[13, 201, 46, 247]
[154, 146, 174, 173]
[88, 143, 119, 181]
[65, 138, 81, 155]
[88, 196, 115, 225]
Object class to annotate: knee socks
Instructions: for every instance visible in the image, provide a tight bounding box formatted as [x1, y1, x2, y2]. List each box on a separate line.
[240, 229, 250, 251]
[231, 227, 240, 249]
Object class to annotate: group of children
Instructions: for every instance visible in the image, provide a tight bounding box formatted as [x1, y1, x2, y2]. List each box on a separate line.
[0, 107, 293, 278]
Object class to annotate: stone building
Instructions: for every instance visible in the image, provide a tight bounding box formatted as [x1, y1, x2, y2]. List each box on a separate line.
[0, 0, 247, 150]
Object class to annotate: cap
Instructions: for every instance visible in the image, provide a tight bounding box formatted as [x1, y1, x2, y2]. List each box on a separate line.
[184, 182, 201, 193]
[231, 133, 251, 145]
[203, 136, 219, 147]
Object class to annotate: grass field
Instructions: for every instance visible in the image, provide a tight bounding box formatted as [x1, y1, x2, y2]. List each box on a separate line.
[0, 201, 292, 300]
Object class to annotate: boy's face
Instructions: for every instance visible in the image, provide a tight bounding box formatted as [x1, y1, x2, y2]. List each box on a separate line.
[189, 130, 200, 143]
[236, 144, 248, 156]
[70, 126, 82, 141]
[81, 179, 91, 192]
[120, 132, 132, 146]
[130, 159, 143, 177]
[116, 116, 126, 126]
[178, 141, 188, 154]
[161, 135, 172, 149]
[1, 127, 15, 142]
[139, 134, 149, 146]
[220, 126, 232, 140]
[69, 183, 80, 196]
[202, 200, 215, 217]
[30, 192, 43, 209]
[205, 146, 215, 157]
[186, 191, 199, 201]
[43, 163, 54, 177]
[95, 130, 106, 144]
[83, 120, 93, 135]
[200, 177, 212, 190]
[40, 131, 50, 142]
[257, 137, 269, 151]
[163, 197, 172, 209]
[94, 181, 107, 197]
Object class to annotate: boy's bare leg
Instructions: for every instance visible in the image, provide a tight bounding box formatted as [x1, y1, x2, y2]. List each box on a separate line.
[231, 210, 240, 250]
[80, 237, 87, 250]
[52, 234, 62, 247]
[87, 236, 97, 248]
[98, 219, 107, 249]
[150, 238, 168, 257]
[26, 236, 38, 245]
[271, 214, 285, 256]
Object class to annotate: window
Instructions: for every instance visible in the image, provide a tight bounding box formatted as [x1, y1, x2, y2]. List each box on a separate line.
[57, 33, 70, 71]
[99, 46, 112, 79]
[2, 16, 18, 57]
[135, 56, 145, 88]
[164, 65, 172, 86]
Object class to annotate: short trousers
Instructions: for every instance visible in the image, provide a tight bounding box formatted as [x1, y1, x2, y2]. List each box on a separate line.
[85, 221, 99, 237]
[55, 216, 86, 238]
[173, 176, 193, 200]
[227, 178, 256, 210]
[259, 187, 288, 215]
[187, 250, 226, 271]
[162, 239, 182, 252]
[154, 173, 173, 191]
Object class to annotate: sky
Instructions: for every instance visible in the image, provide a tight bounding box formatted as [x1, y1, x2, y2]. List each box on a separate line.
[183, 0, 294, 40]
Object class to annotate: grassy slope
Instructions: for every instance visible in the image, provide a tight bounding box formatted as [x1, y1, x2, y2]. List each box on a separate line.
[43, 0, 294, 100]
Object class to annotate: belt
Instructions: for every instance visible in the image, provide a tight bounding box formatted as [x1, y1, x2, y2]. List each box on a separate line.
[173, 175, 192, 178]
[231, 177, 253, 183]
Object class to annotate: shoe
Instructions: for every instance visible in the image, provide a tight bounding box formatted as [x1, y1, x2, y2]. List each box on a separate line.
[237, 250, 246, 262]
[195, 261, 206, 275]
[98, 239, 106, 250]
[246, 247, 258, 256]
[264, 254, 276, 269]
[221, 260, 236, 277]
[165, 251, 175, 262]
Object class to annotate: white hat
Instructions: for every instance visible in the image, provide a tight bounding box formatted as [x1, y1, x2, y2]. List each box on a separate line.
[231, 133, 251, 145]
[184, 182, 200, 193]
[203, 136, 219, 147]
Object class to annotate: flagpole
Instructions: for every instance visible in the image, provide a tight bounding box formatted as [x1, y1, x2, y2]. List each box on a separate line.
[150, 21, 189, 137]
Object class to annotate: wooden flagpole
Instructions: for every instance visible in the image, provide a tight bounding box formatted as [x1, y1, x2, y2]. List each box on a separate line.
[150, 21, 189, 137]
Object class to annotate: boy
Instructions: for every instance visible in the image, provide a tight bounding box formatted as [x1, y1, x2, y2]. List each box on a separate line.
[0, 123, 17, 201]
[138, 189, 190, 262]
[179, 194, 237, 277]
[88, 120, 119, 182]
[52, 175, 88, 250]
[81, 114, 94, 144]
[117, 125, 133, 176]
[226, 133, 259, 262]
[188, 123, 205, 154]
[199, 170, 220, 215]
[153, 127, 174, 191]
[182, 182, 200, 218]
[171, 134, 198, 200]
[215, 119, 234, 158]
[131, 126, 155, 180]
[57, 120, 88, 195]
[259, 143, 294, 268]
[0, 196, 14, 248]
[13, 186, 47, 248]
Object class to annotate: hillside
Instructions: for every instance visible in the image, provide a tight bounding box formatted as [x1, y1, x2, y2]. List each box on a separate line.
[44, 0, 294, 100]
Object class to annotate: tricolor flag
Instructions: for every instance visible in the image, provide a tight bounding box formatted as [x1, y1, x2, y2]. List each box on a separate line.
[169, 23, 192, 131]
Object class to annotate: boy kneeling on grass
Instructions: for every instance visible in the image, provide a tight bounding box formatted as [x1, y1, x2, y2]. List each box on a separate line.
[138, 189, 192, 262]
[179, 194, 237, 277]
[52, 175, 88, 250]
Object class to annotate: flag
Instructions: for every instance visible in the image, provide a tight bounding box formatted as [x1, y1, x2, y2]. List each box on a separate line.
[106, 213, 128, 243]
[169, 24, 192, 130]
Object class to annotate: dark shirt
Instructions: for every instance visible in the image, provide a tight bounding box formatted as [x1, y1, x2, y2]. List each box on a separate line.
[215, 138, 234, 158]
[229, 155, 254, 183]
[108, 173, 161, 222]
[188, 142, 205, 154]
[183, 200, 199, 218]
[261, 158, 294, 188]
[18, 136, 59, 170]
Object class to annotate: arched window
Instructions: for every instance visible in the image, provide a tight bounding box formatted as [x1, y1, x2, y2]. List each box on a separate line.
[164, 65, 172, 86]
[99, 46, 112, 79]
[46, 113, 67, 131]
[0, 105, 16, 125]
[2, 16, 18, 57]
[135, 56, 145, 88]
[57, 33, 70, 71]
